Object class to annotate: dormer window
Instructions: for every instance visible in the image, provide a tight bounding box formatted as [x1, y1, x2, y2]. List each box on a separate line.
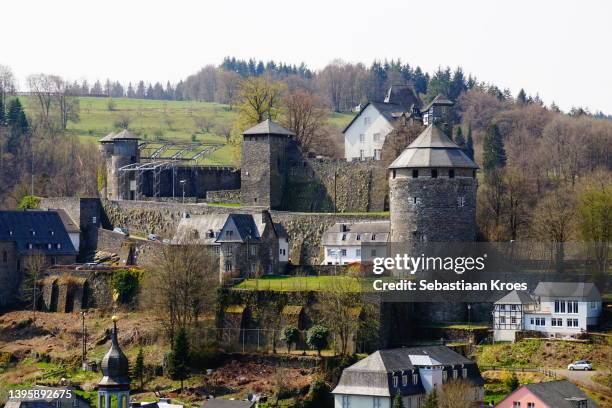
[47, 244, 52, 249]
[56, 243, 61, 249]
[356, 234, 361, 241]
[402, 374, 407, 386]
[30, 229, 36, 236]
[462, 368, 467, 378]
[49, 230, 55, 236]
[442, 370, 448, 382]
[208, 229, 215, 238]
[226, 230, 233, 238]
[453, 369, 458, 379]
[392, 376, 398, 387]
[8, 230, 13, 236]
[412, 373, 418, 385]
[28, 243, 33, 250]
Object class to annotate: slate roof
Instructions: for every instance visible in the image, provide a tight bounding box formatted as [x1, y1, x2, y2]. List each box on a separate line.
[201, 401, 254, 408]
[216, 214, 261, 243]
[534, 282, 601, 302]
[98, 129, 140, 142]
[333, 346, 484, 397]
[513, 380, 598, 408]
[384, 85, 421, 111]
[322, 221, 390, 246]
[389, 124, 478, 169]
[421, 94, 454, 112]
[342, 101, 407, 133]
[495, 290, 536, 305]
[242, 119, 295, 136]
[52, 209, 80, 233]
[0, 211, 77, 255]
[173, 214, 229, 245]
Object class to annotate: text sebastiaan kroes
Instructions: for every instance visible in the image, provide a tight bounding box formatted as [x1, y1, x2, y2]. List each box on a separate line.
[371, 254, 527, 292]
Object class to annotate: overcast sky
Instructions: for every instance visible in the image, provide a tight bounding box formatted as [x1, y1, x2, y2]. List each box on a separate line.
[3, 0, 611, 113]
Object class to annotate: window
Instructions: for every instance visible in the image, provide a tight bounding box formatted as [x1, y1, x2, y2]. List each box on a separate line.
[374, 149, 382, 160]
[327, 249, 335, 256]
[449, 169, 455, 178]
[458, 196, 466, 207]
[500, 316, 506, 324]
[412, 373, 418, 385]
[511, 304, 517, 311]
[371, 234, 376, 240]
[356, 234, 361, 241]
[402, 374, 408, 386]
[534, 317, 546, 326]
[371, 249, 377, 257]
[373, 397, 382, 408]
[393, 376, 398, 387]
[511, 317, 517, 324]
[28, 243, 33, 250]
[359, 134, 365, 143]
[49, 230, 55, 236]
[590, 302, 598, 309]
[47, 243, 52, 250]
[341, 249, 347, 256]
[224, 261, 232, 272]
[452, 369, 458, 379]
[527, 403, 535, 408]
[552, 318, 562, 327]
[214, 246, 220, 255]
[442, 370, 448, 382]
[226, 230, 233, 238]
[356, 249, 361, 257]
[567, 318, 579, 327]
[462, 368, 467, 378]
[373, 133, 381, 142]
[342, 395, 350, 408]
[568, 301, 578, 314]
[412, 169, 418, 178]
[499, 305, 506, 311]
[431, 169, 438, 178]
[530, 317, 534, 325]
[250, 246, 257, 256]
[92, 216, 97, 224]
[513, 403, 521, 408]
[341, 234, 347, 241]
[359, 150, 365, 160]
[226, 246, 233, 255]
[364, 117, 371, 125]
[392, 169, 396, 179]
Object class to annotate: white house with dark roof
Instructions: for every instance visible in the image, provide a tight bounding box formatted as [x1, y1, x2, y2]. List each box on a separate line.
[332, 346, 484, 408]
[343, 85, 421, 162]
[321, 221, 390, 265]
[493, 282, 602, 341]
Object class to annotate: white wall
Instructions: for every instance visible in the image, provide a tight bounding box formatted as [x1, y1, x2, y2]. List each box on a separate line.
[523, 300, 600, 335]
[69, 232, 80, 252]
[323, 245, 361, 265]
[344, 104, 393, 161]
[334, 394, 390, 408]
[279, 237, 288, 262]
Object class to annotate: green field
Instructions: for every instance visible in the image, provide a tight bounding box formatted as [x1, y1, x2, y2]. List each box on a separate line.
[20, 96, 355, 166]
[234, 275, 364, 292]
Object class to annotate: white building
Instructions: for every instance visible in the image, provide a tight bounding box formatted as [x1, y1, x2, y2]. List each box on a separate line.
[493, 282, 602, 342]
[321, 221, 390, 265]
[332, 346, 485, 408]
[343, 85, 421, 162]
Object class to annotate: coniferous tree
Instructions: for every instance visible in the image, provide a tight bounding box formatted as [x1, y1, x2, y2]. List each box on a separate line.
[516, 88, 527, 105]
[134, 347, 145, 390]
[6, 98, 29, 154]
[422, 389, 438, 408]
[168, 327, 190, 391]
[482, 123, 506, 171]
[392, 391, 405, 408]
[454, 126, 465, 147]
[465, 124, 475, 161]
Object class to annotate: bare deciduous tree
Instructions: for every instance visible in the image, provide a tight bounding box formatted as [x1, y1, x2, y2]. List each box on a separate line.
[438, 379, 478, 408]
[282, 90, 327, 151]
[22, 250, 48, 320]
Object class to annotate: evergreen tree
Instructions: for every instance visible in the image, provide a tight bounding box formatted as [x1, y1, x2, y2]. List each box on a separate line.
[505, 372, 520, 392]
[136, 81, 146, 99]
[422, 389, 438, 408]
[482, 123, 506, 171]
[465, 124, 475, 161]
[134, 347, 145, 390]
[516, 88, 527, 105]
[0, 97, 5, 125]
[168, 327, 190, 391]
[392, 391, 405, 408]
[454, 126, 465, 147]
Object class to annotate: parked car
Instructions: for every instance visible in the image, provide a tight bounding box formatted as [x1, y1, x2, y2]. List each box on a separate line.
[113, 227, 129, 236]
[568, 360, 593, 371]
[147, 234, 160, 241]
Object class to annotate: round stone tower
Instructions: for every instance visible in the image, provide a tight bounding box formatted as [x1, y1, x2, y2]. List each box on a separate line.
[388, 124, 478, 244]
[97, 316, 130, 408]
[99, 130, 140, 200]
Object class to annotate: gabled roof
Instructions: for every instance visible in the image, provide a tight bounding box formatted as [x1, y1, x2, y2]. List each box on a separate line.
[342, 101, 407, 133]
[508, 381, 598, 408]
[421, 94, 454, 112]
[173, 214, 229, 245]
[98, 129, 140, 142]
[216, 214, 261, 243]
[0, 211, 77, 255]
[389, 124, 478, 169]
[242, 119, 295, 136]
[322, 221, 390, 246]
[534, 282, 601, 301]
[384, 85, 421, 111]
[52, 209, 80, 233]
[495, 290, 536, 305]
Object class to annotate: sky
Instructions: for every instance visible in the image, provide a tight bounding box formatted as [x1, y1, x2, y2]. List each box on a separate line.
[3, 0, 612, 113]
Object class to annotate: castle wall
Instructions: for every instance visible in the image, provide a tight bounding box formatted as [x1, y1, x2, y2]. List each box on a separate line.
[0, 242, 19, 308]
[138, 166, 240, 199]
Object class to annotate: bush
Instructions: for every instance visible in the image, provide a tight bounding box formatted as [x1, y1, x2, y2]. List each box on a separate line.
[306, 325, 329, 356]
[111, 269, 140, 303]
[301, 379, 332, 408]
[504, 371, 520, 391]
[282, 326, 300, 353]
[189, 345, 222, 368]
[18, 195, 40, 210]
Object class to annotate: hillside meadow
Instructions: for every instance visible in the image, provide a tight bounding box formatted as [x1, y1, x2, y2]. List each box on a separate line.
[19, 96, 355, 166]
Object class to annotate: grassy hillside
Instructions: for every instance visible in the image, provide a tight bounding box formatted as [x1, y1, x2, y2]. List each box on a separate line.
[20, 96, 355, 165]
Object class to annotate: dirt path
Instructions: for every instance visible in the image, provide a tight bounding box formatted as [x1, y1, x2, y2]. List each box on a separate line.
[553, 369, 611, 396]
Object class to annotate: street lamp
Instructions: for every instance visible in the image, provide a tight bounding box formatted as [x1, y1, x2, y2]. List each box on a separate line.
[179, 179, 186, 204]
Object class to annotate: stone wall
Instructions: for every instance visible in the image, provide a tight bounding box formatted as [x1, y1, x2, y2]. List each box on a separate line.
[205, 189, 241, 203]
[0, 242, 19, 308]
[39, 269, 114, 312]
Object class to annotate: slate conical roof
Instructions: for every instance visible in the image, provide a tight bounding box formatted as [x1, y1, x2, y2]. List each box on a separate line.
[389, 124, 478, 169]
[99, 318, 130, 387]
[242, 119, 295, 136]
[98, 129, 140, 143]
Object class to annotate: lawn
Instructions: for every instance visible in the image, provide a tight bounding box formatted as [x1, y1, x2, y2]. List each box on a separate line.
[234, 275, 364, 292]
[19, 96, 355, 166]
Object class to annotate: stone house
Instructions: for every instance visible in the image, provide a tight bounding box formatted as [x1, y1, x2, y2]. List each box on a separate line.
[493, 282, 602, 341]
[495, 380, 598, 408]
[343, 85, 421, 162]
[173, 211, 283, 281]
[332, 346, 484, 408]
[0, 211, 78, 308]
[321, 221, 390, 265]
